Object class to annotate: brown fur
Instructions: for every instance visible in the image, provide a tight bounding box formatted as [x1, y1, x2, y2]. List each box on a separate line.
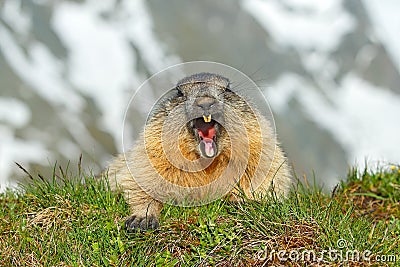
[105, 73, 292, 231]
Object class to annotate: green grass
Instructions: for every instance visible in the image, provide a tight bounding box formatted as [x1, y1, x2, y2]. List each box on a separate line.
[1, 165, 399, 266]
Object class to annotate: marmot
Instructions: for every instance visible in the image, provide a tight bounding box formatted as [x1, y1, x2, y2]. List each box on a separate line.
[105, 72, 292, 231]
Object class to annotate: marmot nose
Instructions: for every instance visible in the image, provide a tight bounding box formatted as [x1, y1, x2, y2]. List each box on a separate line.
[195, 97, 216, 110]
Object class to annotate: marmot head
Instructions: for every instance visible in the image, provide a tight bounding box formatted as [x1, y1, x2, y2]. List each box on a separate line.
[176, 73, 233, 159]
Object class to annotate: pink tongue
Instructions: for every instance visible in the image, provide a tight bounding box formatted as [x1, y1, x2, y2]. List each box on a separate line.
[202, 138, 215, 157]
[197, 127, 216, 157]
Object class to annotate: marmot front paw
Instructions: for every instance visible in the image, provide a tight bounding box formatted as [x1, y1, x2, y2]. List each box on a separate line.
[125, 214, 159, 232]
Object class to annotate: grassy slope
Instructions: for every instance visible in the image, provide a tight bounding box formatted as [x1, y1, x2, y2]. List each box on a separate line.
[1, 165, 399, 267]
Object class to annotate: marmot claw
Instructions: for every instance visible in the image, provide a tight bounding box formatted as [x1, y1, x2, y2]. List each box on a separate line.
[125, 215, 159, 232]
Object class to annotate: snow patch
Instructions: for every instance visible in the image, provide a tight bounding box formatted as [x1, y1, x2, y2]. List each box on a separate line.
[1, 0, 31, 35]
[0, 98, 31, 128]
[0, 126, 51, 192]
[362, 0, 400, 73]
[267, 73, 400, 168]
[51, 0, 136, 149]
[0, 26, 84, 112]
[241, 0, 356, 52]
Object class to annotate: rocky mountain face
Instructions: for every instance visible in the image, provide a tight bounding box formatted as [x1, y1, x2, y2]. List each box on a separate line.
[1, 0, 399, 190]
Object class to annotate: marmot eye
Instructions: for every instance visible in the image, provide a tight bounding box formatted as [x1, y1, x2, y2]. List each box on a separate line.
[176, 89, 184, 97]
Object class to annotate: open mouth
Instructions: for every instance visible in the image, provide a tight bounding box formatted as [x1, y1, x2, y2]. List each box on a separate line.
[192, 115, 218, 158]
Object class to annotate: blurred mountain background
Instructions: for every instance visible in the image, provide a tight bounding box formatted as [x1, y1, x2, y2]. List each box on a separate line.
[1, 0, 400, 191]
